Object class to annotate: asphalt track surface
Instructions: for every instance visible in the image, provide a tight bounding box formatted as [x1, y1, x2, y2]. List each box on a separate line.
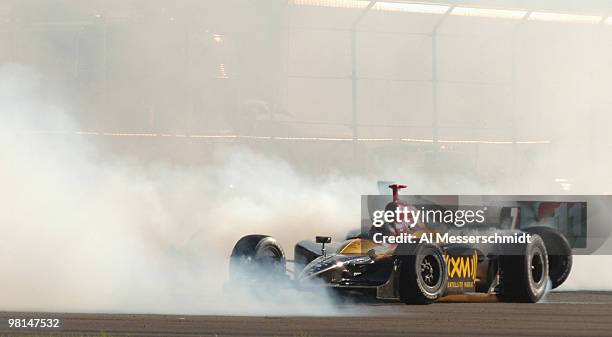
[1, 292, 611, 337]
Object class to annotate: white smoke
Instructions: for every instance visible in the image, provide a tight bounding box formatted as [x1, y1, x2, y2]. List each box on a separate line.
[0, 64, 373, 315]
[1, 61, 611, 318]
[559, 254, 612, 291]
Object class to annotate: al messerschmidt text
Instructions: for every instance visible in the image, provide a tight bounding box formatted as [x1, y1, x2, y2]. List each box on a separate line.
[372, 232, 533, 245]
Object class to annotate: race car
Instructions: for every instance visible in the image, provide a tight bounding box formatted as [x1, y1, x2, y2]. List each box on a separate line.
[228, 185, 573, 304]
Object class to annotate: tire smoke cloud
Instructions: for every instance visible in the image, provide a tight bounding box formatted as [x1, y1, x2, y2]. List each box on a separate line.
[0, 65, 371, 315]
[2, 0, 612, 314]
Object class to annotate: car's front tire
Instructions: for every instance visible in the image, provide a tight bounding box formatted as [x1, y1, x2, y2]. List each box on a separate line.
[229, 235, 286, 283]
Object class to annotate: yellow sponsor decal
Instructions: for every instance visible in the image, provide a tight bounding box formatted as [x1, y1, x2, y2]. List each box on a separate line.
[444, 252, 478, 287]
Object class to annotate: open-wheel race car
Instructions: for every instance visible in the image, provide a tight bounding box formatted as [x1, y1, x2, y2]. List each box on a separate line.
[228, 185, 573, 304]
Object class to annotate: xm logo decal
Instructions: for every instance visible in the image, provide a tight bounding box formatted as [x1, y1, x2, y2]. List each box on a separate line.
[444, 252, 478, 288]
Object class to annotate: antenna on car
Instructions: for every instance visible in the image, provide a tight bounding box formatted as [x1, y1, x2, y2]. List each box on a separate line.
[316, 236, 331, 257]
[389, 184, 407, 202]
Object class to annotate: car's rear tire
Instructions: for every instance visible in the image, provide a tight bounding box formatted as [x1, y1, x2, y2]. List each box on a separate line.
[498, 234, 549, 303]
[229, 235, 286, 282]
[524, 226, 572, 289]
[398, 244, 448, 305]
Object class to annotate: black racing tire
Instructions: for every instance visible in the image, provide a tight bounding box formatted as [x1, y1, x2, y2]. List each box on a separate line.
[398, 244, 448, 305]
[523, 226, 572, 289]
[229, 235, 286, 282]
[498, 234, 549, 303]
